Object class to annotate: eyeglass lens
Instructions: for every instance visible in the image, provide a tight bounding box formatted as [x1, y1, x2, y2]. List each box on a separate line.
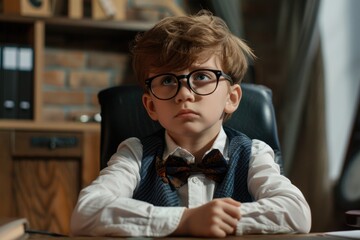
[150, 69, 219, 100]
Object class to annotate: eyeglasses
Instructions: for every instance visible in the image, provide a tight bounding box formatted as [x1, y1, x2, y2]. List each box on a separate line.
[145, 69, 233, 100]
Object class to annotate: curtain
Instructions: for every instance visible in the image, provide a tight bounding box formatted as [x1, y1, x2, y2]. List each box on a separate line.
[287, 45, 334, 232]
[277, 0, 336, 232]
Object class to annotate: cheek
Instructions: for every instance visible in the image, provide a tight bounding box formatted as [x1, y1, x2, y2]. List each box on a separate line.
[202, 95, 227, 113]
[215, 92, 233, 114]
[215, 87, 231, 105]
[151, 101, 173, 120]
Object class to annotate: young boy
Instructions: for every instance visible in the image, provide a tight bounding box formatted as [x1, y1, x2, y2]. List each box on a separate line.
[71, 10, 311, 238]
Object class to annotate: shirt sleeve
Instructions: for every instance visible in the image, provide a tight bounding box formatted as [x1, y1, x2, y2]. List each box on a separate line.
[236, 140, 312, 235]
[70, 138, 185, 237]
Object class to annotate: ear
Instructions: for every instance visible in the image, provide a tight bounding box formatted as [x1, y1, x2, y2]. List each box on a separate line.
[224, 84, 242, 114]
[142, 93, 159, 121]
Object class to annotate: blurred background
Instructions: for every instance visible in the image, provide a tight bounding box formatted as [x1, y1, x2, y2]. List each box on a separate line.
[0, 0, 359, 235]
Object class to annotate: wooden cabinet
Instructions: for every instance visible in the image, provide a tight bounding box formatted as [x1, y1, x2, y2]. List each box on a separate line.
[0, 13, 152, 235]
[0, 130, 100, 235]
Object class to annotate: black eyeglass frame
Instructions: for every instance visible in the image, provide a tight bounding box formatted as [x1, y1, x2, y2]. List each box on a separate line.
[144, 69, 234, 100]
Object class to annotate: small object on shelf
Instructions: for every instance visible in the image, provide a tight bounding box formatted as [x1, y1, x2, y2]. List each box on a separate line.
[346, 210, 360, 228]
[133, 0, 185, 16]
[130, 0, 185, 22]
[2, 0, 52, 17]
[72, 113, 101, 123]
[68, 0, 83, 19]
[92, 0, 127, 20]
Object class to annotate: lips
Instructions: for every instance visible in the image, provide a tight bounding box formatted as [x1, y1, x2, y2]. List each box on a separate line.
[175, 109, 198, 118]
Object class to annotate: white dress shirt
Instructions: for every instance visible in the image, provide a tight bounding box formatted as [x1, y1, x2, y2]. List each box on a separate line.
[71, 128, 311, 237]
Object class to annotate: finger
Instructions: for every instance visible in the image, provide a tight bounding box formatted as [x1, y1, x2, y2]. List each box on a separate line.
[222, 197, 241, 207]
[209, 227, 227, 238]
[216, 216, 237, 235]
[220, 209, 240, 228]
[222, 202, 241, 220]
[213, 202, 240, 235]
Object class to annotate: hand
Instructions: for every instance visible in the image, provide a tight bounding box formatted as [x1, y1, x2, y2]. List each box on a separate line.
[173, 198, 241, 237]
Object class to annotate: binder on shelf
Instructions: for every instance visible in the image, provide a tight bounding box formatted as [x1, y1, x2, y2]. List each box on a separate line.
[17, 46, 34, 119]
[0, 45, 18, 119]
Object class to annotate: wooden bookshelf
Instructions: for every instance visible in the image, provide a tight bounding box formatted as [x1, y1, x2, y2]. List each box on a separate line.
[0, 14, 154, 131]
[0, 14, 153, 235]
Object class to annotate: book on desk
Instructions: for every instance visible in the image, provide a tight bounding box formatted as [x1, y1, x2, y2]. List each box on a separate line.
[0, 218, 29, 240]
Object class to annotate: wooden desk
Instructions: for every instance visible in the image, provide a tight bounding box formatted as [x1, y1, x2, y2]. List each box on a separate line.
[28, 233, 344, 239]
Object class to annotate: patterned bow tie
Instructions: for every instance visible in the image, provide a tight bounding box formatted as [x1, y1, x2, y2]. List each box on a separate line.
[156, 149, 228, 189]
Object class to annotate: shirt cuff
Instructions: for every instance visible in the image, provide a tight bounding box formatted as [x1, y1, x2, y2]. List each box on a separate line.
[236, 203, 293, 235]
[149, 206, 186, 236]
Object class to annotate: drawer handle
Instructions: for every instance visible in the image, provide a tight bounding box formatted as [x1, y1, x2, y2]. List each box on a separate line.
[31, 137, 78, 150]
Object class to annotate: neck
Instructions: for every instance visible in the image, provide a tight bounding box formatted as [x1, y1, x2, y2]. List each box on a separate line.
[167, 126, 221, 162]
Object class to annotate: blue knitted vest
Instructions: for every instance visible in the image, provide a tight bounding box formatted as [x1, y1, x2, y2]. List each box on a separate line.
[132, 127, 253, 206]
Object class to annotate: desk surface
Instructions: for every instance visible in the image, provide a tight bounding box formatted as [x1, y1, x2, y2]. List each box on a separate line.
[28, 233, 345, 240]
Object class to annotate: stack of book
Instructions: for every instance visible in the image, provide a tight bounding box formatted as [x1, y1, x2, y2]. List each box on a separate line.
[0, 218, 29, 240]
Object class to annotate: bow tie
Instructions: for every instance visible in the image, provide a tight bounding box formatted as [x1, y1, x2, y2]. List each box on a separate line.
[156, 149, 228, 189]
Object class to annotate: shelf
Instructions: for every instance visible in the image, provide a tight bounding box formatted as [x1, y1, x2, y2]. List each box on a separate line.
[44, 16, 156, 31]
[0, 14, 151, 132]
[0, 14, 155, 50]
[0, 14, 155, 31]
[0, 120, 100, 132]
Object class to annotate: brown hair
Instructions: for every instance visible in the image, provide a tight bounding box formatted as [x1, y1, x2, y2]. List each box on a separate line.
[131, 10, 254, 89]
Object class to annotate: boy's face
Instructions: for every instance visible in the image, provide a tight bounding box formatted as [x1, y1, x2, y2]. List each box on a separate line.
[142, 55, 241, 143]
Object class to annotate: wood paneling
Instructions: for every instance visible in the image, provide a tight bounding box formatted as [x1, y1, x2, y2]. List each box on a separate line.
[0, 130, 100, 235]
[13, 158, 79, 234]
[0, 131, 14, 217]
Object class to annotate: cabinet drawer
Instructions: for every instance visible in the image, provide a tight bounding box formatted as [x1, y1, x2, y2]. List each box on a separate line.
[12, 131, 83, 157]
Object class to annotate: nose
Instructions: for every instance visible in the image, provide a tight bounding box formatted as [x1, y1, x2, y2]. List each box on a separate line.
[174, 78, 195, 102]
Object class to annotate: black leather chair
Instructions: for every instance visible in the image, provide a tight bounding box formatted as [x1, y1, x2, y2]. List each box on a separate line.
[98, 83, 283, 173]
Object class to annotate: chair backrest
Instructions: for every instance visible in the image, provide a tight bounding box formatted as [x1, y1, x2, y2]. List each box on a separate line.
[98, 83, 283, 172]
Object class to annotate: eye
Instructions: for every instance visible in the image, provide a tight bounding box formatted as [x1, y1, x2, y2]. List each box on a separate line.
[159, 75, 177, 86]
[192, 71, 213, 82]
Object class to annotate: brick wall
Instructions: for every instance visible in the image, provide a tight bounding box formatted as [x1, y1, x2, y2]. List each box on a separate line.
[43, 48, 130, 122]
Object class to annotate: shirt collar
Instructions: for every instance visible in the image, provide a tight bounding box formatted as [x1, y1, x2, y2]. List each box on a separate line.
[163, 127, 228, 163]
